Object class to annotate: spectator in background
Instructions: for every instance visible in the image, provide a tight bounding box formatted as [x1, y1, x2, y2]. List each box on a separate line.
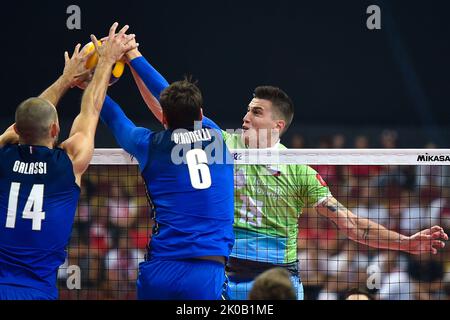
[380, 129, 398, 148]
[344, 287, 374, 300]
[313, 135, 340, 194]
[400, 191, 440, 235]
[354, 135, 369, 149]
[74, 178, 95, 241]
[372, 250, 411, 300]
[406, 254, 446, 300]
[248, 268, 297, 300]
[318, 135, 332, 148]
[346, 135, 382, 199]
[89, 205, 111, 256]
[289, 133, 305, 148]
[107, 181, 138, 246]
[352, 185, 389, 228]
[105, 230, 145, 299]
[332, 134, 346, 149]
[317, 240, 370, 300]
[298, 211, 332, 299]
[128, 207, 152, 250]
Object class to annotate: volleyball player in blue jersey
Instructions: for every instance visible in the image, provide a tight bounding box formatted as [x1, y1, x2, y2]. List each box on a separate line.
[100, 59, 235, 300]
[0, 23, 136, 299]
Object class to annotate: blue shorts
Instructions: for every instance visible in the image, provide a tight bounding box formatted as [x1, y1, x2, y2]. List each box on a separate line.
[228, 275, 304, 300]
[0, 285, 55, 300]
[137, 259, 229, 300]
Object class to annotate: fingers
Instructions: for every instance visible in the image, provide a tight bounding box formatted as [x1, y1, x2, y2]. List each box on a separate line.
[428, 226, 448, 240]
[108, 22, 119, 40]
[117, 24, 129, 37]
[74, 69, 94, 79]
[72, 43, 81, 57]
[123, 41, 139, 52]
[430, 225, 443, 234]
[90, 34, 100, 53]
[432, 240, 445, 249]
[64, 51, 70, 64]
[121, 33, 137, 47]
[74, 43, 81, 56]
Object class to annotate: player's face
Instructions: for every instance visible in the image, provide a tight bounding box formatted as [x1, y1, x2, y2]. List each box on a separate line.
[242, 98, 280, 148]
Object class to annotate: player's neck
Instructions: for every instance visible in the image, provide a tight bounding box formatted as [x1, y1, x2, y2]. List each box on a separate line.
[18, 138, 54, 149]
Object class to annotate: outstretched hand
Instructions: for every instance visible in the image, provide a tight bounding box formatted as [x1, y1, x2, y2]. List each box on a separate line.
[404, 225, 448, 255]
[90, 22, 138, 64]
[63, 43, 95, 88]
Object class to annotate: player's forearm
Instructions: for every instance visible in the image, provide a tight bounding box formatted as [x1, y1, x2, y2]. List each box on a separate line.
[317, 197, 410, 251]
[82, 59, 114, 115]
[130, 67, 164, 123]
[129, 55, 169, 100]
[39, 75, 72, 107]
[0, 130, 19, 148]
[0, 125, 19, 147]
[347, 215, 409, 251]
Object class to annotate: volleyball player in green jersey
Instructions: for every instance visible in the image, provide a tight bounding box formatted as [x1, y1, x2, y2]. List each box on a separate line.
[119, 44, 448, 300]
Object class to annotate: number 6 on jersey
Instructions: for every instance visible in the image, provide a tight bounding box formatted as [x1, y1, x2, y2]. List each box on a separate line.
[186, 149, 212, 189]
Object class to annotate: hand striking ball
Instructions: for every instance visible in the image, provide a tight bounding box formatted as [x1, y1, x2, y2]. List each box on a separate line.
[83, 41, 125, 86]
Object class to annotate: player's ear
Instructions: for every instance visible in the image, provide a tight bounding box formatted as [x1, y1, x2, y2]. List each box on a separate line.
[13, 123, 20, 135]
[275, 119, 285, 133]
[50, 122, 59, 138]
[162, 112, 169, 129]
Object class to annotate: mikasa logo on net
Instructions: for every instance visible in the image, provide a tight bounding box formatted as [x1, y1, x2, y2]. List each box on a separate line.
[416, 153, 450, 162]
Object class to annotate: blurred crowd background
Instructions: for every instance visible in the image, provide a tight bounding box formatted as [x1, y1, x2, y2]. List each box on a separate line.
[58, 130, 450, 300]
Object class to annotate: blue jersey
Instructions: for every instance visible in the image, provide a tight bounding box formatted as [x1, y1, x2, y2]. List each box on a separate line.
[100, 96, 235, 261]
[0, 144, 80, 298]
[142, 124, 235, 260]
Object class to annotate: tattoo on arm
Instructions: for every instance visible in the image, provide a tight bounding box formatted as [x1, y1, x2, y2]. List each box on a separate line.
[325, 200, 346, 213]
[362, 225, 371, 241]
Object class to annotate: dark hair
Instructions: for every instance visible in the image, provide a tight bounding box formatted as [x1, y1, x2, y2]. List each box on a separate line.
[344, 287, 375, 300]
[159, 78, 202, 129]
[253, 86, 294, 135]
[248, 267, 297, 300]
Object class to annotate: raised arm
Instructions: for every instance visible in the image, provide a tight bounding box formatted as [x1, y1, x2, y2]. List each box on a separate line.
[126, 49, 167, 123]
[316, 196, 448, 255]
[39, 44, 93, 107]
[126, 48, 221, 129]
[100, 95, 151, 170]
[60, 23, 137, 185]
[1, 45, 92, 148]
[0, 125, 18, 148]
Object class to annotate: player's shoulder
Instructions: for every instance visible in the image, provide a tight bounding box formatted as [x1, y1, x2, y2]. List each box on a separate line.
[0, 143, 16, 151]
[222, 131, 244, 148]
[151, 130, 170, 145]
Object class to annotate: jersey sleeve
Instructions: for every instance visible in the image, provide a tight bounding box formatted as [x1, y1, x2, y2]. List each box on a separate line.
[202, 116, 221, 131]
[129, 56, 169, 100]
[297, 165, 332, 208]
[100, 95, 152, 170]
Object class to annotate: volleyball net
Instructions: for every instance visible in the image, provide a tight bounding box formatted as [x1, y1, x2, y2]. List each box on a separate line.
[58, 148, 450, 300]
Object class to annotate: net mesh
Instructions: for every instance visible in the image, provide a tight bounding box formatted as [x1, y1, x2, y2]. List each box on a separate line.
[58, 149, 450, 300]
